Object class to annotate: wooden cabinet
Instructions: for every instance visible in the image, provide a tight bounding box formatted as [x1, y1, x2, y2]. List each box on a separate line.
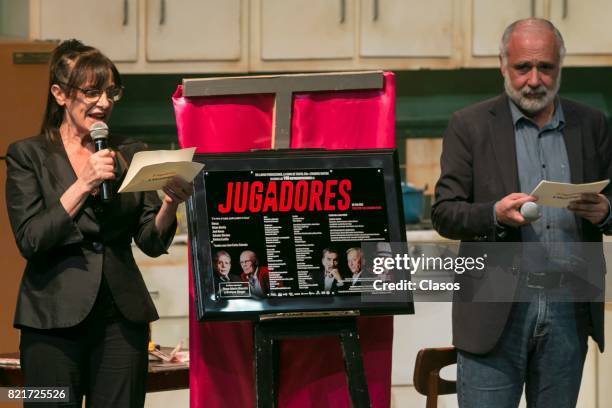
[36, 0, 138, 62]
[467, 0, 612, 68]
[251, 0, 461, 71]
[471, 0, 537, 57]
[597, 305, 612, 406]
[260, 0, 354, 60]
[6, 0, 612, 72]
[550, 0, 612, 66]
[135, 240, 189, 319]
[359, 0, 454, 58]
[0, 39, 55, 357]
[13, 0, 248, 73]
[358, 0, 460, 70]
[133, 239, 189, 408]
[465, 0, 546, 67]
[250, 0, 357, 71]
[550, 0, 612, 55]
[145, 0, 242, 62]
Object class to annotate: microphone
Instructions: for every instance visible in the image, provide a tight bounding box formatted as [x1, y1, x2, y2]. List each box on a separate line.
[520, 201, 541, 222]
[89, 121, 112, 202]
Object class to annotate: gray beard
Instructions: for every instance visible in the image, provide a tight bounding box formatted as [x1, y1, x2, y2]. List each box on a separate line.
[504, 72, 561, 115]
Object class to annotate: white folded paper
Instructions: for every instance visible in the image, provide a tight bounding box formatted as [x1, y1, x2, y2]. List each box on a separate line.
[118, 147, 204, 193]
[530, 179, 610, 208]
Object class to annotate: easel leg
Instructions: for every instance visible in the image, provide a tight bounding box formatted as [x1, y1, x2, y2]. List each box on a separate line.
[254, 324, 278, 408]
[340, 323, 371, 408]
[254, 318, 371, 408]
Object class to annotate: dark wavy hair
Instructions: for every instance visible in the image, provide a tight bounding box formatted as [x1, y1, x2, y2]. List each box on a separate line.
[40, 39, 122, 142]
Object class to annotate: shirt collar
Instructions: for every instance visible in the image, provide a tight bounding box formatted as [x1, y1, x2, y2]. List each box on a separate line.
[508, 97, 565, 131]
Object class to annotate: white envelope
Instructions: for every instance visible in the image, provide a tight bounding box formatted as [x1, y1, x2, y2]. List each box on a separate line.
[118, 147, 204, 193]
[530, 179, 610, 208]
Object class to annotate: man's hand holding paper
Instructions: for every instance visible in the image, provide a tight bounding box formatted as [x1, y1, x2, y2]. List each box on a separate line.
[530, 179, 611, 225]
[568, 193, 610, 225]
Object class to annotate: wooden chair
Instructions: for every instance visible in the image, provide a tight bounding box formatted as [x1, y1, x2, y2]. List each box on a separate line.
[413, 347, 457, 408]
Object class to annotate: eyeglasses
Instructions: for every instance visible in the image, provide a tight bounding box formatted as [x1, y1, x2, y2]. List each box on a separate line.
[59, 82, 124, 102]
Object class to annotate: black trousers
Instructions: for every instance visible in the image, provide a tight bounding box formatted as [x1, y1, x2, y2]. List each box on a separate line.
[19, 315, 149, 408]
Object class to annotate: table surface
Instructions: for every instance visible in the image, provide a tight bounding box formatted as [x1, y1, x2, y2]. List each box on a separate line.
[0, 350, 189, 393]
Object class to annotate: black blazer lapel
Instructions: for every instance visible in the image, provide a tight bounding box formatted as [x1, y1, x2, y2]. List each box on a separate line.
[43, 137, 77, 193]
[109, 137, 130, 189]
[560, 100, 584, 184]
[489, 95, 520, 194]
[42, 136, 98, 223]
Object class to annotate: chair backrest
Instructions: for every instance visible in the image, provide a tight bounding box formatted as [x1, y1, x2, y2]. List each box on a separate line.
[413, 347, 457, 407]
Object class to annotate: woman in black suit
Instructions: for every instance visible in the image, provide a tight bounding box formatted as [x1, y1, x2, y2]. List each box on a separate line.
[5, 39, 193, 407]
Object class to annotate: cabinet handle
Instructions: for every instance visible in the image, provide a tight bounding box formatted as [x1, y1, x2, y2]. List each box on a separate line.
[340, 0, 346, 24]
[123, 0, 129, 26]
[530, 0, 535, 17]
[149, 290, 160, 298]
[562, 0, 568, 19]
[373, 0, 379, 21]
[160, 0, 166, 25]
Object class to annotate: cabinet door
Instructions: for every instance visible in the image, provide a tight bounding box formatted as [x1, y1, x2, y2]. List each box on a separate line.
[472, 0, 536, 56]
[135, 243, 188, 318]
[146, 0, 242, 61]
[260, 0, 354, 60]
[598, 305, 612, 405]
[550, 0, 612, 55]
[39, 0, 138, 62]
[360, 0, 454, 58]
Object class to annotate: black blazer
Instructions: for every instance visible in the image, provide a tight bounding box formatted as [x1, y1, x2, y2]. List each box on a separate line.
[6, 134, 176, 329]
[312, 270, 343, 294]
[432, 94, 612, 354]
[213, 273, 240, 294]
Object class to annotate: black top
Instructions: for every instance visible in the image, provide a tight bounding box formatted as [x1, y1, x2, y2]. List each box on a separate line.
[6, 134, 177, 329]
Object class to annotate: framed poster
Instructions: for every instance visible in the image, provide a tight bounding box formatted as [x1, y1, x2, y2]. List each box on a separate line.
[187, 149, 413, 320]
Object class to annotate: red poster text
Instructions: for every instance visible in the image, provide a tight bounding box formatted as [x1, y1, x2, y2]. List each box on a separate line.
[217, 179, 352, 214]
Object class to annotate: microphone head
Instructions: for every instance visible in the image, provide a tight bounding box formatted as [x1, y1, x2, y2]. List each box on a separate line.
[520, 201, 541, 222]
[89, 121, 109, 141]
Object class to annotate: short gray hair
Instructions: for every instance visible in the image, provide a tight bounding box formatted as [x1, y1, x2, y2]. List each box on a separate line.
[346, 247, 362, 257]
[213, 250, 231, 263]
[240, 249, 258, 266]
[499, 18, 566, 66]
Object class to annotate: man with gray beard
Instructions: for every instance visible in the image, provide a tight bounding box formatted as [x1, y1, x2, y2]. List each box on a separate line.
[432, 18, 612, 407]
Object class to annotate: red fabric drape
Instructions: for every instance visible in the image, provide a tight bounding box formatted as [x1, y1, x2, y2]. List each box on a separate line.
[172, 72, 396, 408]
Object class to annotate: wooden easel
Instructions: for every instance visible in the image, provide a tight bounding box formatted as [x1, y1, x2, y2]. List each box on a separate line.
[253, 314, 371, 408]
[183, 71, 385, 408]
